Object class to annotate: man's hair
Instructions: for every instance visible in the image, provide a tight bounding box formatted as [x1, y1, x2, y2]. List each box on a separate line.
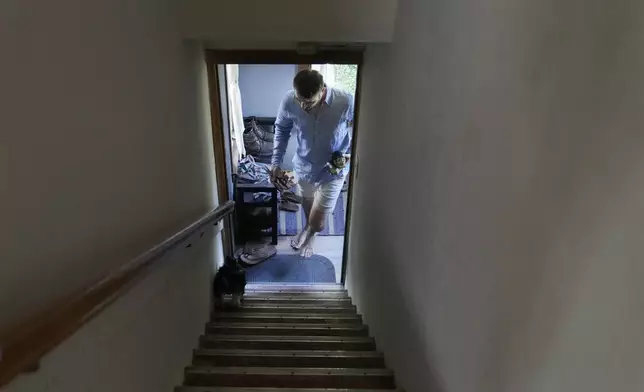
[293, 69, 324, 99]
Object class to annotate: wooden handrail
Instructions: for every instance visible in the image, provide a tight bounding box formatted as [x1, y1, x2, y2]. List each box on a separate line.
[0, 200, 235, 387]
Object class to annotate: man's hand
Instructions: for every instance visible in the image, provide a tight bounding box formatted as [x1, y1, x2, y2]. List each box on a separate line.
[270, 165, 282, 184]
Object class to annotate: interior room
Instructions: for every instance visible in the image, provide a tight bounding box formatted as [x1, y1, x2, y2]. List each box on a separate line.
[221, 63, 359, 284]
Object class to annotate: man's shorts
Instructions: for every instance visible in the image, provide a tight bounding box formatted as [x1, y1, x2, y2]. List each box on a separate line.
[298, 177, 345, 213]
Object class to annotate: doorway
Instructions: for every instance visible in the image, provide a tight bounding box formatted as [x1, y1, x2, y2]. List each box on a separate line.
[205, 50, 363, 285]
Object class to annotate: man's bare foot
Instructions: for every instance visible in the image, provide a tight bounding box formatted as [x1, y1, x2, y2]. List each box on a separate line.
[290, 228, 307, 250]
[299, 235, 316, 258]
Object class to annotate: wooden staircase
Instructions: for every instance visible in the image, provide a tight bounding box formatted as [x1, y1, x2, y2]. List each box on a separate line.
[175, 284, 398, 392]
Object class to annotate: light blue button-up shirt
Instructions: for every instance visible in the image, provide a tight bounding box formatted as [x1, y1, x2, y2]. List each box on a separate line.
[271, 88, 354, 184]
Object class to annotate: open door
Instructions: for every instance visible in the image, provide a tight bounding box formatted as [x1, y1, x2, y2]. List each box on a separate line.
[204, 49, 364, 284]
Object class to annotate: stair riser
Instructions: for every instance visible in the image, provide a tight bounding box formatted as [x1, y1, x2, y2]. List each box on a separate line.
[193, 355, 386, 368]
[207, 326, 368, 337]
[200, 340, 376, 351]
[211, 315, 362, 325]
[184, 374, 395, 389]
[239, 307, 357, 314]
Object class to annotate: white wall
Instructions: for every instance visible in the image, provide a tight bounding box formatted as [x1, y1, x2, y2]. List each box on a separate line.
[239, 65, 296, 117]
[1, 0, 220, 389]
[5, 233, 221, 392]
[348, 0, 644, 391]
[180, 0, 398, 44]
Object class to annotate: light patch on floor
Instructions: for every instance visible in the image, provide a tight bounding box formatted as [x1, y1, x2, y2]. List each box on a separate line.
[276, 236, 345, 283]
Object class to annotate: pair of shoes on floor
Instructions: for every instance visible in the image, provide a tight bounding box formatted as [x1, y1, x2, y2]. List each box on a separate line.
[279, 200, 299, 212]
[244, 117, 275, 142]
[282, 190, 303, 204]
[237, 242, 277, 266]
[243, 119, 273, 158]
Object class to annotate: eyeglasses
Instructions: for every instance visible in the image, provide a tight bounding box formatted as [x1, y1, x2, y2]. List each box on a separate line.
[295, 92, 323, 111]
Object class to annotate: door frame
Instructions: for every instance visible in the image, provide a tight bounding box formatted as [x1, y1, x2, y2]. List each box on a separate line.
[204, 49, 365, 284]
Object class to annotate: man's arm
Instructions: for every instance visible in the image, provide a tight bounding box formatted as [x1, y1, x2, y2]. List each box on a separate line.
[271, 95, 294, 168]
[339, 97, 354, 154]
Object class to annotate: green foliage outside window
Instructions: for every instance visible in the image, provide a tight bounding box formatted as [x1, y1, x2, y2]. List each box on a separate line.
[333, 64, 358, 95]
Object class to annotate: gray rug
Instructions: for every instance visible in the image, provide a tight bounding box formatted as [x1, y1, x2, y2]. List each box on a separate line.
[245, 254, 336, 283]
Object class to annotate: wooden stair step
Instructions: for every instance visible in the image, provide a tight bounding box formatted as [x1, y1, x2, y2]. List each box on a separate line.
[207, 323, 369, 336]
[200, 335, 376, 351]
[177, 387, 400, 392]
[237, 304, 357, 314]
[244, 291, 349, 299]
[184, 366, 395, 389]
[193, 349, 385, 368]
[245, 290, 348, 296]
[246, 284, 345, 292]
[211, 313, 362, 325]
[242, 297, 352, 306]
[175, 286, 398, 392]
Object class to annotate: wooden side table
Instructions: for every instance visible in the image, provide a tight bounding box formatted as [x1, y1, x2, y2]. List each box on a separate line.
[235, 182, 278, 245]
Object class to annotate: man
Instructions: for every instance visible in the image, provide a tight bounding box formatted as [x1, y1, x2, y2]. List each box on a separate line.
[271, 69, 353, 258]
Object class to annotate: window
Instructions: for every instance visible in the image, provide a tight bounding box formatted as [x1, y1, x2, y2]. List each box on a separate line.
[312, 64, 358, 95]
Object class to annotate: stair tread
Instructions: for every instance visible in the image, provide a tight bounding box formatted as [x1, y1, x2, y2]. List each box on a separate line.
[243, 298, 352, 303]
[177, 388, 399, 391]
[195, 349, 383, 358]
[244, 294, 350, 298]
[186, 366, 393, 376]
[203, 335, 373, 342]
[239, 304, 355, 309]
[245, 290, 347, 294]
[210, 315, 362, 325]
[212, 313, 361, 319]
[208, 323, 367, 329]
[233, 307, 357, 315]
[245, 292, 349, 296]
[246, 284, 345, 291]
[244, 292, 349, 297]
[206, 324, 368, 336]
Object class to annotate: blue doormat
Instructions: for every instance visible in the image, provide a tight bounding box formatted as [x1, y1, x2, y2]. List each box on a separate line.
[245, 254, 336, 283]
